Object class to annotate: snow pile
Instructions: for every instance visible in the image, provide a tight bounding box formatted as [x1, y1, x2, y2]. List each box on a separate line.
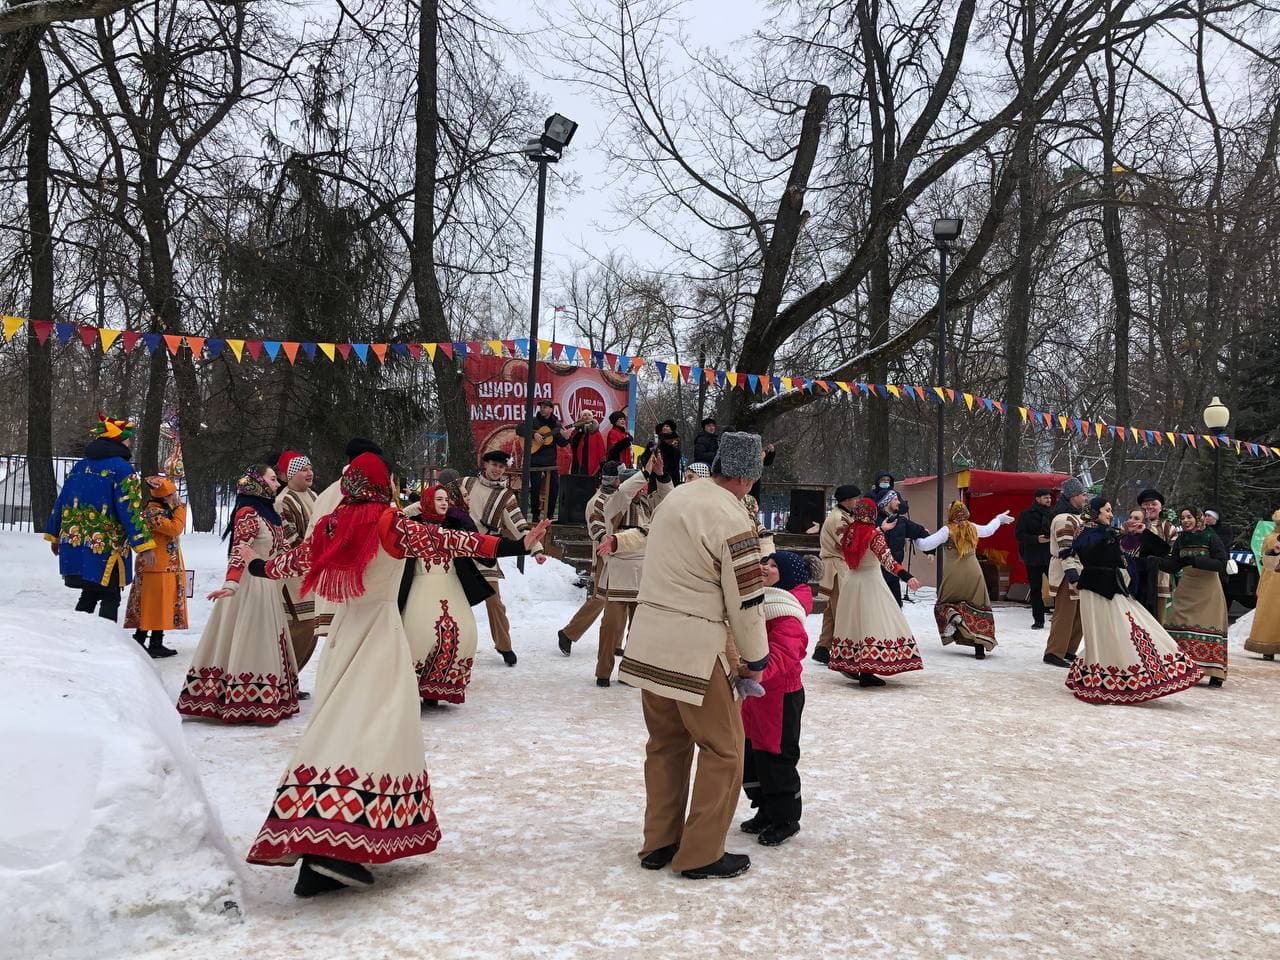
[0, 534, 242, 960]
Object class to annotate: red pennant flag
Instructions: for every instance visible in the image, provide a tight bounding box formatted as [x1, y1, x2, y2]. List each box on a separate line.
[336, 342, 352, 360]
[679, 364, 691, 383]
[407, 342, 423, 359]
[371, 343, 388, 364]
[501, 339, 517, 357]
[78, 325, 98, 348]
[439, 342, 453, 359]
[185, 336, 205, 357]
[163, 334, 183, 355]
[551, 342, 564, 360]
[467, 340, 482, 357]
[282, 341, 300, 364]
[245, 339, 263, 360]
[605, 352, 618, 371]
[32, 320, 54, 344]
[121, 329, 141, 353]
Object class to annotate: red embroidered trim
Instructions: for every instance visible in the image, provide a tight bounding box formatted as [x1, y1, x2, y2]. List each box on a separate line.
[827, 635, 924, 675]
[414, 600, 473, 703]
[1066, 612, 1204, 704]
[175, 628, 299, 725]
[934, 601, 995, 646]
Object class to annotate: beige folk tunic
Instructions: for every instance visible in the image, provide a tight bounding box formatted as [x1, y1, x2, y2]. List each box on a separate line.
[599, 471, 672, 602]
[817, 506, 852, 596]
[620, 480, 768, 706]
[176, 508, 299, 725]
[246, 508, 500, 866]
[459, 475, 543, 581]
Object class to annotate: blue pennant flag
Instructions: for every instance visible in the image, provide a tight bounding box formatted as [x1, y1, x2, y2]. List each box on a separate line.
[591, 350, 604, 368]
[141, 332, 162, 354]
[263, 341, 281, 361]
[515, 338, 530, 357]
[205, 338, 225, 358]
[690, 365, 702, 384]
[392, 342, 409, 356]
[352, 343, 369, 363]
[55, 323, 76, 345]
[453, 341, 468, 358]
[301, 342, 317, 361]
[715, 369, 727, 387]
[564, 345, 579, 363]
[747, 373, 759, 392]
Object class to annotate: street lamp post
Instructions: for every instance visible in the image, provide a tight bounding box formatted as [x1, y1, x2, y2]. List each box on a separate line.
[516, 113, 577, 571]
[931, 217, 963, 584]
[1203, 395, 1230, 507]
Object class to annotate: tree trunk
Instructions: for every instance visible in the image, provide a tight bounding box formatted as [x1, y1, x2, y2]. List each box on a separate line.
[1, 26, 41, 137]
[25, 42, 57, 524]
[864, 244, 892, 471]
[413, 0, 475, 470]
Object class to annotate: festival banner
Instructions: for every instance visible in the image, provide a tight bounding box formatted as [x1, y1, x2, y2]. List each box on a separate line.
[461, 354, 634, 470]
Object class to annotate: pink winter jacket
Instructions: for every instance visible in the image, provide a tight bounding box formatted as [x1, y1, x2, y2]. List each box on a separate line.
[741, 583, 811, 754]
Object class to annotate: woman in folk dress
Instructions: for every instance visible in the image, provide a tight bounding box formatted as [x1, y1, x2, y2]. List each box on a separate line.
[124, 476, 187, 659]
[1244, 509, 1280, 660]
[176, 465, 299, 725]
[1164, 505, 1230, 686]
[1065, 497, 1202, 704]
[237, 453, 548, 897]
[916, 501, 1013, 658]
[401, 484, 483, 705]
[826, 497, 923, 687]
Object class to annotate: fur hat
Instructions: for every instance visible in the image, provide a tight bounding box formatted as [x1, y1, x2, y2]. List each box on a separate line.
[1137, 487, 1165, 506]
[712, 431, 764, 480]
[1060, 477, 1087, 499]
[609, 411, 627, 427]
[344, 437, 383, 462]
[834, 484, 861, 504]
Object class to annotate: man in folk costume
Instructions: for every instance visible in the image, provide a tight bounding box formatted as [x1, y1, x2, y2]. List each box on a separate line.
[236, 452, 549, 896]
[275, 450, 319, 686]
[45, 413, 155, 622]
[590, 455, 674, 686]
[1137, 488, 1178, 623]
[460, 449, 546, 666]
[621, 431, 770, 880]
[1043, 478, 1089, 668]
[307, 437, 386, 640]
[812, 485, 860, 664]
[556, 460, 622, 663]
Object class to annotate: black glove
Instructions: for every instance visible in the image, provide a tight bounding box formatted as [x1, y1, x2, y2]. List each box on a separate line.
[1191, 555, 1223, 572]
[1065, 569, 1080, 585]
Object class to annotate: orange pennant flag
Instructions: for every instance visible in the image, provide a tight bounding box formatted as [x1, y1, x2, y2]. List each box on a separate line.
[371, 343, 388, 364]
[163, 334, 183, 355]
[185, 336, 205, 357]
[282, 341, 300, 364]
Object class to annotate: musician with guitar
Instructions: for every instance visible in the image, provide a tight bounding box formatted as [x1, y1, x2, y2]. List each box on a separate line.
[515, 398, 571, 522]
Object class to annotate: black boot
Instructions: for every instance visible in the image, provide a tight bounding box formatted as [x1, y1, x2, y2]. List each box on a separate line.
[811, 646, 830, 664]
[557, 630, 572, 657]
[757, 822, 800, 847]
[639, 844, 678, 870]
[97, 597, 120, 623]
[973, 645, 986, 660]
[1265, 654, 1275, 661]
[294, 860, 347, 898]
[858, 672, 887, 687]
[1043, 653, 1070, 668]
[681, 852, 751, 879]
[501, 649, 518, 667]
[1208, 676, 1224, 688]
[147, 631, 178, 659]
[306, 855, 374, 887]
[75, 591, 98, 614]
[596, 677, 611, 688]
[739, 812, 769, 835]
[133, 630, 148, 648]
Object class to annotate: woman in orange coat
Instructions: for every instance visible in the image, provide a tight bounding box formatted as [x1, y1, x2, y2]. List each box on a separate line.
[124, 477, 187, 658]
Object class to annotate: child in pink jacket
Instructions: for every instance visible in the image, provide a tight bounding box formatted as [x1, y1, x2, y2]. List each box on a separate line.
[740, 551, 814, 847]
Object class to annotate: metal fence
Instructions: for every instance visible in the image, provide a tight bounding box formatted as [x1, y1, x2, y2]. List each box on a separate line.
[0, 454, 237, 535]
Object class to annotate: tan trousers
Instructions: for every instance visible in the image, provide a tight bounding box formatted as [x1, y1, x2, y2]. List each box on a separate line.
[598, 600, 635, 680]
[484, 581, 512, 653]
[288, 618, 318, 673]
[816, 578, 840, 650]
[640, 670, 744, 872]
[1046, 587, 1083, 658]
[561, 594, 606, 642]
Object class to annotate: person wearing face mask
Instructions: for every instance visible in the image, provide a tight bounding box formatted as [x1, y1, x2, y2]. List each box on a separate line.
[870, 472, 908, 515]
[1163, 505, 1230, 687]
[557, 461, 623, 666]
[176, 464, 300, 725]
[1063, 497, 1202, 704]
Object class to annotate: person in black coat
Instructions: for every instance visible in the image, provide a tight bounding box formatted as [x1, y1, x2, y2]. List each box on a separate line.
[640, 419, 685, 484]
[515, 398, 569, 520]
[692, 418, 719, 466]
[875, 490, 930, 607]
[1015, 488, 1054, 628]
[1203, 509, 1235, 551]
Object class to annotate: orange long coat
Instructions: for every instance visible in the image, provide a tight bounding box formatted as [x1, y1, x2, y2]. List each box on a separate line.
[124, 481, 188, 632]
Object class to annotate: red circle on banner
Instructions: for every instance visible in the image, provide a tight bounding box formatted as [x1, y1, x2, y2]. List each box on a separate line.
[567, 385, 608, 423]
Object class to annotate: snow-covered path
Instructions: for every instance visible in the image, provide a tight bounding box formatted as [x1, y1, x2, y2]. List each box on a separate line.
[7, 531, 1280, 959]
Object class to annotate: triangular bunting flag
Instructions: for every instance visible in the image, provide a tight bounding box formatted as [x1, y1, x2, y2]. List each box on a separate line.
[550, 342, 563, 360]
[142, 332, 163, 354]
[185, 336, 205, 358]
[336, 343, 352, 361]
[747, 374, 759, 392]
[55, 323, 75, 345]
[1203, 434, 1216, 449]
[263, 341, 281, 361]
[515, 338, 530, 356]
[226, 338, 245, 360]
[631, 357, 644, 372]
[1165, 432, 1176, 446]
[205, 338, 225, 359]
[679, 365, 691, 383]
[418, 342, 431, 360]
[371, 343, 387, 364]
[593, 351, 606, 369]
[466, 341, 482, 357]
[245, 340, 264, 361]
[283, 342, 300, 364]
[352, 344, 369, 363]
[931, 387, 946, 403]
[983, 397, 994, 412]
[605, 352, 618, 371]
[33, 320, 54, 344]
[727, 372, 739, 388]
[439, 342, 454, 359]
[99, 328, 121, 352]
[1117, 426, 1127, 440]
[301, 342, 318, 361]
[538, 339, 551, 359]
[163, 334, 183, 355]
[120, 330, 141, 353]
[317, 342, 335, 361]
[963, 392, 975, 410]
[488, 339, 504, 357]
[887, 385, 901, 399]
[502, 339, 517, 357]
[452, 342, 467, 359]
[781, 377, 793, 392]
[1185, 433, 1197, 448]
[1057, 415, 1069, 433]
[565, 345, 579, 363]
[78, 325, 98, 348]
[760, 376, 772, 395]
[2, 315, 23, 341]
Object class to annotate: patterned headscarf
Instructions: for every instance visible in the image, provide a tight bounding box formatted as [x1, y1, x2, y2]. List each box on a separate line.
[301, 452, 391, 603]
[947, 500, 979, 558]
[419, 483, 450, 522]
[221, 465, 282, 545]
[840, 497, 880, 569]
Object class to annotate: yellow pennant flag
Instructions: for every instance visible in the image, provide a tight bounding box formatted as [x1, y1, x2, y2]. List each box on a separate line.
[318, 342, 336, 361]
[99, 328, 121, 352]
[488, 339, 504, 357]
[2, 315, 24, 341]
[1166, 432, 1176, 446]
[1019, 406, 1028, 424]
[963, 392, 975, 411]
[727, 371, 739, 388]
[887, 384, 901, 399]
[424, 342, 438, 361]
[631, 443, 646, 462]
[668, 363, 680, 384]
[225, 338, 245, 361]
[1096, 422, 1105, 440]
[538, 339, 551, 359]
[1057, 415, 1069, 432]
[781, 377, 793, 392]
[838, 381, 851, 394]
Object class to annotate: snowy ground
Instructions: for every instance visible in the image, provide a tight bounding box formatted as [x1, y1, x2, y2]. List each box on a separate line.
[4, 529, 1280, 960]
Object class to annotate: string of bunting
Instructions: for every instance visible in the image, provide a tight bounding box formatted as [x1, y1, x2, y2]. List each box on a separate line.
[3, 312, 1276, 460]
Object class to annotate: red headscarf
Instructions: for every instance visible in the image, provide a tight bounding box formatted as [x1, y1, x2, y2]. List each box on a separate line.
[419, 483, 449, 522]
[300, 452, 391, 603]
[840, 497, 880, 569]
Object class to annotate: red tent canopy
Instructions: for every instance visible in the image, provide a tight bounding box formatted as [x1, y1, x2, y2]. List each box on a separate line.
[898, 469, 1071, 586]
